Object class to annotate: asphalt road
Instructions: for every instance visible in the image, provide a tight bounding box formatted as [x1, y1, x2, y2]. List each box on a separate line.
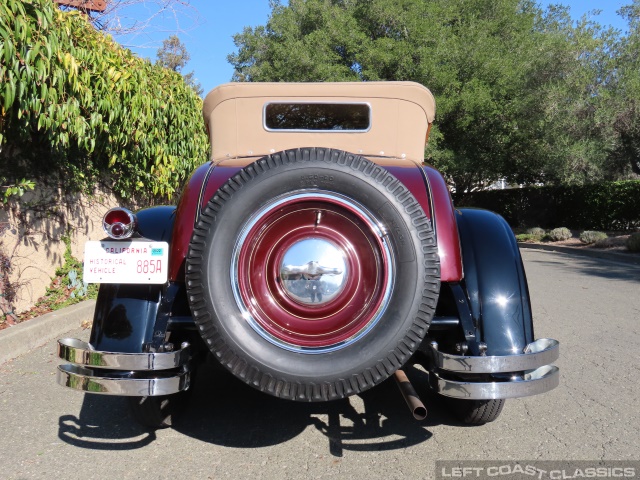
[1, 249, 639, 480]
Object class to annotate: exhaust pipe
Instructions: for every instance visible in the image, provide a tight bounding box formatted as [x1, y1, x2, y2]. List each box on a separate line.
[393, 369, 427, 421]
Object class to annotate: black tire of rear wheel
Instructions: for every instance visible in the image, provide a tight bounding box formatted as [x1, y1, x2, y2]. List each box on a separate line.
[453, 398, 505, 425]
[128, 396, 175, 429]
[186, 148, 440, 402]
[128, 391, 190, 429]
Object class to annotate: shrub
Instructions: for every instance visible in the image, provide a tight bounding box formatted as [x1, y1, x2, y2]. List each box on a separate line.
[462, 180, 640, 231]
[579, 231, 608, 244]
[516, 233, 539, 242]
[548, 227, 572, 241]
[526, 227, 545, 238]
[627, 233, 640, 253]
[593, 237, 625, 249]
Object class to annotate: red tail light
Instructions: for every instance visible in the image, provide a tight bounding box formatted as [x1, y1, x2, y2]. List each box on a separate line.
[103, 208, 136, 239]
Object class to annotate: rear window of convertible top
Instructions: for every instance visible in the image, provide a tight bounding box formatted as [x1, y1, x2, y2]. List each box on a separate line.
[264, 103, 370, 132]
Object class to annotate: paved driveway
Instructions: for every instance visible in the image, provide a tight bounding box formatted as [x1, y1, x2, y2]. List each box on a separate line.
[1, 249, 638, 479]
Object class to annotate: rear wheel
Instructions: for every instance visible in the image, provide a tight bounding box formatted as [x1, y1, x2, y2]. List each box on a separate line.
[128, 393, 188, 429]
[127, 365, 196, 429]
[186, 148, 440, 401]
[453, 399, 505, 425]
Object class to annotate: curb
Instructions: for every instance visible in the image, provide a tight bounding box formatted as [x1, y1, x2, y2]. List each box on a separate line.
[0, 299, 96, 365]
[518, 242, 640, 266]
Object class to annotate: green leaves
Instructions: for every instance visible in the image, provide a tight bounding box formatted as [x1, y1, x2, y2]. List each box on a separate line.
[0, 0, 209, 202]
[1, 178, 35, 203]
[229, 0, 639, 195]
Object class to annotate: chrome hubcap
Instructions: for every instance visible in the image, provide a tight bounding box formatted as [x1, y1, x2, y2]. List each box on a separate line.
[280, 238, 347, 305]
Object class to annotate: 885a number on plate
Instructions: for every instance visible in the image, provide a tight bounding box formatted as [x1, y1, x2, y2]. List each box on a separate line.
[137, 259, 163, 274]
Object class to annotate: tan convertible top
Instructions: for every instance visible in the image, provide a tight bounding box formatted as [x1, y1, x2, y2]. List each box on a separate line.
[202, 82, 436, 163]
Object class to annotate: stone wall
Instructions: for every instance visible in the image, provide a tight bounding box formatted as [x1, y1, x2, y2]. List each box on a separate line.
[0, 186, 125, 314]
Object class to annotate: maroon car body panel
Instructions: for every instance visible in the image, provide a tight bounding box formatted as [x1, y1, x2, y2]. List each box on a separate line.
[168, 162, 211, 282]
[169, 156, 463, 284]
[422, 166, 464, 282]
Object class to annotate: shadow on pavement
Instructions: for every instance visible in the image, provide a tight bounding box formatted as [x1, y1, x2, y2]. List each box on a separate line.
[57, 363, 468, 455]
[58, 396, 157, 450]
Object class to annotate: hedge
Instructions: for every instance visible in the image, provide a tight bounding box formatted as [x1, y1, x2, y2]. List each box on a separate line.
[461, 180, 640, 231]
[0, 0, 209, 200]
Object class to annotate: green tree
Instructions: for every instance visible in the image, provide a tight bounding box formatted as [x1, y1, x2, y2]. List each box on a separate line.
[228, 0, 635, 196]
[609, 0, 640, 176]
[525, 5, 623, 185]
[156, 34, 203, 96]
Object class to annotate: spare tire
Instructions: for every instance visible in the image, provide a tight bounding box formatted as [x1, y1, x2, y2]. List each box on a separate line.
[186, 148, 439, 401]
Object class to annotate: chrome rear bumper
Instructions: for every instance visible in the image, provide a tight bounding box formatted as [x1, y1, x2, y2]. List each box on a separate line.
[56, 338, 191, 396]
[428, 338, 560, 400]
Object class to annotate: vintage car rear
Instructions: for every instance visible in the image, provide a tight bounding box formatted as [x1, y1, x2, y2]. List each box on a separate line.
[57, 82, 559, 427]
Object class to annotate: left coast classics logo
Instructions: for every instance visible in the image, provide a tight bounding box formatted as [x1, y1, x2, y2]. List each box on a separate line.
[436, 462, 639, 480]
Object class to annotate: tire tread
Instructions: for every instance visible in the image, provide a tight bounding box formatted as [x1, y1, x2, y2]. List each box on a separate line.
[455, 399, 505, 425]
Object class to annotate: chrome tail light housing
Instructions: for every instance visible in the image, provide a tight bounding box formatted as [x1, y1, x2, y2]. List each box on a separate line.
[102, 207, 137, 239]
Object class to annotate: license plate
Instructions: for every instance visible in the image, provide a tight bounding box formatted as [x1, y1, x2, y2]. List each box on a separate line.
[84, 241, 169, 284]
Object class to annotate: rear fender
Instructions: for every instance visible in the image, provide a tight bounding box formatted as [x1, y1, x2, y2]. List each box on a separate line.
[89, 284, 162, 353]
[455, 208, 534, 356]
[135, 205, 176, 242]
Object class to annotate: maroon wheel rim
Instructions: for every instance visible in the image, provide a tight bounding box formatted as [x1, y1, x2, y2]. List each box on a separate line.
[232, 193, 394, 352]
